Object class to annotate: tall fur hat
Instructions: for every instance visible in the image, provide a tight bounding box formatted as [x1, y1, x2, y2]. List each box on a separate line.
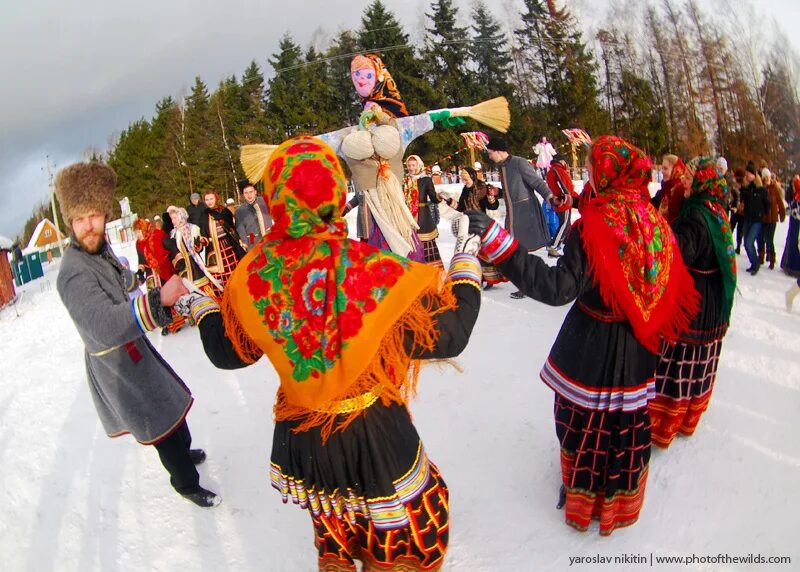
[55, 162, 116, 227]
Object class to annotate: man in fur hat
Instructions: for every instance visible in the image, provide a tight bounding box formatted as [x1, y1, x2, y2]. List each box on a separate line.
[55, 162, 220, 508]
[234, 179, 272, 251]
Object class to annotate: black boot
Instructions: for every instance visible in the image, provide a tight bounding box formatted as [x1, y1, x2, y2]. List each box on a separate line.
[751, 264, 760, 276]
[510, 290, 525, 299]
[556, 485, 566, 509]
[482, 282, 494, 291]
[161, 327, 170, 336]
[181, 486, 221, 508]
[189, 449, 206, 465]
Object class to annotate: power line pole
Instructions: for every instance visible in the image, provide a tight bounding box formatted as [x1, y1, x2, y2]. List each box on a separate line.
[45, 156, 64, 256]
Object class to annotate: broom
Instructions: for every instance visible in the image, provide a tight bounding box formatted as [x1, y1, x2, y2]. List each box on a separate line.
[240, 144, 278, 184]
[430, 96, 511, 133]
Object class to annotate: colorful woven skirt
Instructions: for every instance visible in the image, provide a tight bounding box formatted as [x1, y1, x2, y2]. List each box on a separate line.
[650, 339, 722, 448]
[554, 394, 651, 536]
[207, 237, 240, 288]
[421, 239, 443, 269]
[271, 402, 449, 570]
[313, 463, 448, 571]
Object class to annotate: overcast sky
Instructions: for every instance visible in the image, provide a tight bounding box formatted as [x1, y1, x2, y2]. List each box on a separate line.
[1, 0, 798, 239]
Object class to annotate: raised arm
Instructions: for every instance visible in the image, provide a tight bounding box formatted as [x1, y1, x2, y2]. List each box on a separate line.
[518, 157, 552, 203]
[404, 253, 481, 359]
[57, 257, 172, 350]
[471, 216, 589, 306]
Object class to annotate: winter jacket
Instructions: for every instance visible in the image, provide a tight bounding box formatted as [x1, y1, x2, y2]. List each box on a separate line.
[187, 203, 206, 228]
[497, 155, 553, 251]
[235, 196, 272, 250]
[57, 242, 192, 444]
[740, 181, 769, 223]
[762, 182, 787, 224]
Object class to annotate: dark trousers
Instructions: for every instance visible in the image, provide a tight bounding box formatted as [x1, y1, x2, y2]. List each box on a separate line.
[744, 221, 763, 268]
[153, 421, 199, 494]
[757, 223, 778, 260]
[730, 213, 744, 250]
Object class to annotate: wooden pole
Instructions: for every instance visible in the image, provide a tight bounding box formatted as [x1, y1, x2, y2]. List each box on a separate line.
[570, 142, 578, 180]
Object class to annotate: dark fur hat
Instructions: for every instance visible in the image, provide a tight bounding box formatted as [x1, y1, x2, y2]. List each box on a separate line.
[486, 136, 508, 152]
[55, 162, 116, 227]
[237, 179, 255, 192]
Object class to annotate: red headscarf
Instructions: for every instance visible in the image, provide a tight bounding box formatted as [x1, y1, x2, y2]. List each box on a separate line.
[578, 136, 699, 352]
[793, 175, 800, 202]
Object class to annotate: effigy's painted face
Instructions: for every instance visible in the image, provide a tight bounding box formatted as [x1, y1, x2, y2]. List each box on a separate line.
[352, 65, 376, 97]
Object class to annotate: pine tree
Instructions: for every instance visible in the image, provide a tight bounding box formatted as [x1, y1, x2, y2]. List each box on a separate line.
[266, 34, 307, 139]
[421, 0, 472, 105]
[327, 30, 363, 126]
[469, 1, 513, 100]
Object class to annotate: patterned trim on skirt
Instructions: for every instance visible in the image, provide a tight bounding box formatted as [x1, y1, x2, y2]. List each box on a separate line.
[555, 395, 651, 535]
[650, 339, 722, 448]
[313, 463, 449, 571]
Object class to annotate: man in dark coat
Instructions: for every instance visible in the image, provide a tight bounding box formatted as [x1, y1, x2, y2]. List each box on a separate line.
[55, 162, 220, 508]
[740, 161, 770, 275]
[186, 192, 205, 228]
[486, 136, 553, 298]
[234, 179, 272, 251]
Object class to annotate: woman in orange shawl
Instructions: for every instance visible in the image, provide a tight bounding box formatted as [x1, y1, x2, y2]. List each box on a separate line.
[179, 136, 483, 570]
[465, 136, 699, 535]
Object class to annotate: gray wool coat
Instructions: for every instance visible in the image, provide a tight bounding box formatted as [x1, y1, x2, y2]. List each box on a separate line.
[235, 196, 272, 251]
[498, 155, 553, 252]
[57, 243, 193, 444]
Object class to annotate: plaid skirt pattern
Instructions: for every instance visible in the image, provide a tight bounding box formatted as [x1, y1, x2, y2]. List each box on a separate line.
[422, 239, 443, 269]
[207, 237, 240, 288]
[650, 339, 722, 448]
[555, 394, 651, 535]
[313, 464, 449, 572]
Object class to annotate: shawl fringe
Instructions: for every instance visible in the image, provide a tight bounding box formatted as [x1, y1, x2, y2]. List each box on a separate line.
[274, 278, 457, 442]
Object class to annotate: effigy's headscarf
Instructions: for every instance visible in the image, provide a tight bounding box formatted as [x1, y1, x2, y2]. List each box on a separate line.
[221, 136, 455, 438]
[682, 157, 736, 322]
[351, 54, 409, 118]
[578, 135, 699, 352]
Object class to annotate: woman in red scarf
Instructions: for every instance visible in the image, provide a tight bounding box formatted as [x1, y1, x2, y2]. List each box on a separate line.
[653, 154, 688, 223]
[179, 136, 483, 570]
[466, 136, 699, 535]
[650, 157, 735, 448]
[134, 218, 186, 335]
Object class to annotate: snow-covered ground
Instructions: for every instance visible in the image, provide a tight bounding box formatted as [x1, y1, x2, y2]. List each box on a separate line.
[1, 205, 798, 571]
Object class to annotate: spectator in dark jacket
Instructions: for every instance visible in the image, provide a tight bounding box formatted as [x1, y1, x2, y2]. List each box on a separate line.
[234, 179, 272, 251]
[186, 192, 205, 227]
[740, 161, 770, 274]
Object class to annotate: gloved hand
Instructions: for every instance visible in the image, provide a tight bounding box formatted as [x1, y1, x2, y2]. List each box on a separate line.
[465, 210, 493, 237]
[452, 214, 481, 255]
[172, 278, 205, 317]
[173, 290, 207, 318]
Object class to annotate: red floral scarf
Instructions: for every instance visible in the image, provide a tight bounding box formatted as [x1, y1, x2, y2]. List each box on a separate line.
[223, 137, 453, 437]
[579, 136, 698, 352]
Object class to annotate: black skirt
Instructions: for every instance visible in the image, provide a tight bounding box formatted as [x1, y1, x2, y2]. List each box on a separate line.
[270, 402, 435, 531]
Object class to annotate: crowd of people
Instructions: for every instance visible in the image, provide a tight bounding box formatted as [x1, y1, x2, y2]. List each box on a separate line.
[51, 50, 800, 571]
